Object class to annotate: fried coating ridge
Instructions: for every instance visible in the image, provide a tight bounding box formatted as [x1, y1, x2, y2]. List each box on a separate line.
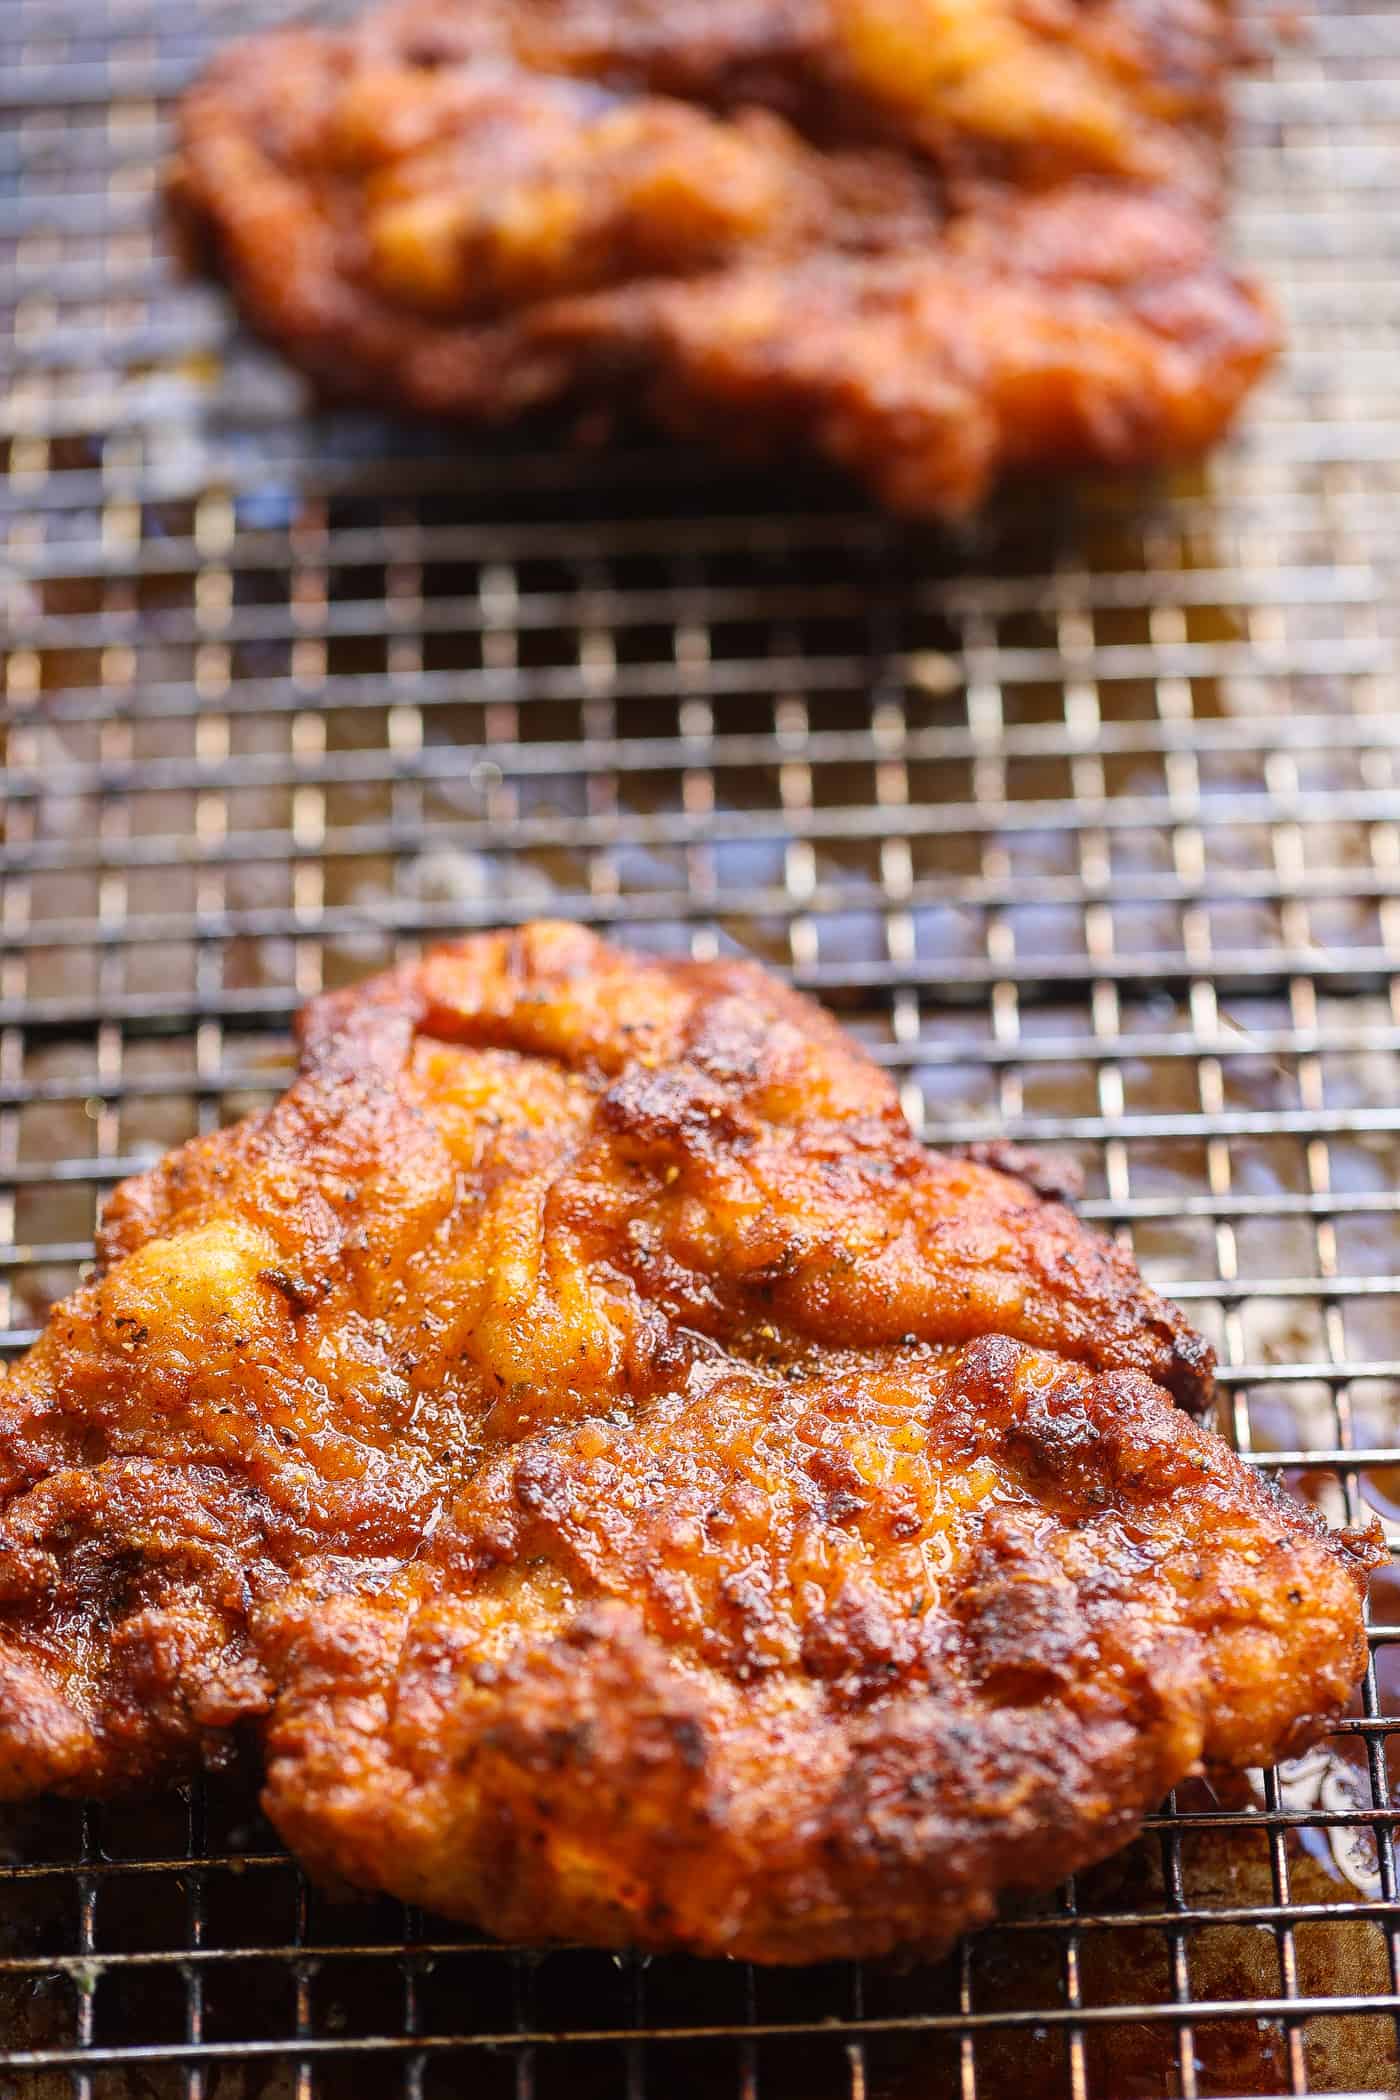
[0, 925, 1378, 1961]
[170, 0, 1276, 514]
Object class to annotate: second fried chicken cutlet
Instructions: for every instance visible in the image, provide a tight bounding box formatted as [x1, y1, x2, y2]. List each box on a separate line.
[0, 925, 1380, 1962]
[170, 0, 1277, 515]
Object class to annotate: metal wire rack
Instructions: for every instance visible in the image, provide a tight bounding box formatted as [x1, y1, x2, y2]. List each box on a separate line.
[2, 0, 1400, 2093]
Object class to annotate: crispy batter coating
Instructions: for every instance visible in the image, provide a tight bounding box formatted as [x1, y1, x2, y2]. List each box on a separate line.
[170, 0, 1276, 515]
[0, 925, 1378, 1961]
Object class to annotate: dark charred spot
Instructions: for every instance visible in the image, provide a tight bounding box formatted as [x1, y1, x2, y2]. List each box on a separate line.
[546, 1721, 594, 1768]
[1148, 1315, 1216, 1414]
[801, 1587, 904, 1698]
[954, 1139, 1087, 1207]
[804, 1442, 864, 1498]
[260, 1268, 324, 1314]
[956, 1522, 1089, 1705]
[597, 1062, 745, 1157]
[670, 1717, 706, 1771]
[1005, 1406, 1113, 1507]
[513, 1447, 577, 1526]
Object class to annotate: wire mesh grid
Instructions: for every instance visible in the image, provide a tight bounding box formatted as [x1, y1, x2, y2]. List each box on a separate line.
[2, 0, 1400, 2093]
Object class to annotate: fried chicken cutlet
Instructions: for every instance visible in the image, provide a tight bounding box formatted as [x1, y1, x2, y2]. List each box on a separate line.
[0, 924, 1379, 1963]
[170, 0, 1277, 515]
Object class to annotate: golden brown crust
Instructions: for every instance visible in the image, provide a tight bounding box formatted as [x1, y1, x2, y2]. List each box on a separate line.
[0, 924, 1379, 1961]
[169, 0, 1277, 516]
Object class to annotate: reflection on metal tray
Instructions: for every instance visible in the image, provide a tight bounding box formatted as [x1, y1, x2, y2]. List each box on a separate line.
[2, 0, 1399, 2093]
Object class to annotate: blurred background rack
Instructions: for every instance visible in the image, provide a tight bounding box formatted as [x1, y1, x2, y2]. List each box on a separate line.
[3, 0, 1400, 2093]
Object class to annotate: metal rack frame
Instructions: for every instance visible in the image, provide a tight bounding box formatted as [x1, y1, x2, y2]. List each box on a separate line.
[2, 0, 1399, 2092]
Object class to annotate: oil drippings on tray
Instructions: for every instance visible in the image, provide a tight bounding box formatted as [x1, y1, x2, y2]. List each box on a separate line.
[861, 1752, 1399, 2099]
